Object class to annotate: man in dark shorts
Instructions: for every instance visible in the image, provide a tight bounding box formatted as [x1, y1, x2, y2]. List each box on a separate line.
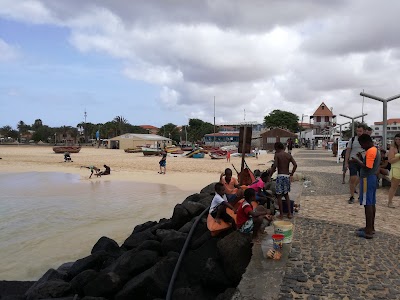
[345, 125, 365, 203]
[269, 142, 297, 219]
[352, 134, 380, 239]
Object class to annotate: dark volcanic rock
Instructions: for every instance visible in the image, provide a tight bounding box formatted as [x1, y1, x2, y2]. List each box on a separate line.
[91, 236, 122, 258]
[198, 193, 214, 208]
[25, 268, 68, 300]
[170, 204, 192, 229]
[201, 258, 233, 292]
[108, 250, 159, 280]
[70, 269, 99, 295]
[178, 219, 195, 233]
[122, 229, 157, 250]
[81, 297, 108, 300]
[0, 281, 34, 298]
[172, 286, 209, 300]
[132, 221, 157, 234]
[217, 231, 252, 285]
[25, 280, 72, 300]
[136, 240, 162, 253]
[216, 288, 237, 300]
[83, 272, 121, 297]
[200, 182, 217, 194]
[181, 201, 206, 217]
[67, 251, 110, 278]
[160, 232, 188, 255]
[190, 231, 212, 249]
[114, 252, 179, 300]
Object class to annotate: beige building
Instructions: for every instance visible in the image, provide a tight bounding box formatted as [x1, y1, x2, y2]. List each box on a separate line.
[108, 133, 172, 149]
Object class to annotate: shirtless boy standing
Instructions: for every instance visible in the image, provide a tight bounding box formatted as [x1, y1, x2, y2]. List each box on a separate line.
[269, 142, 297, 219]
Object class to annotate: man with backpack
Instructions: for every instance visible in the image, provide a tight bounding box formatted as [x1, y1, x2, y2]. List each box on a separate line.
[344, 124, 366, 203]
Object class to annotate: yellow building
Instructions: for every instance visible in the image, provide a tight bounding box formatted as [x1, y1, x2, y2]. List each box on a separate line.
[108, 133, 172, 150]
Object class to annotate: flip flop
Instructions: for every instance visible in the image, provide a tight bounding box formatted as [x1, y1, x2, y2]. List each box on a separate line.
[357, 227, 375, 234]
[356, 230, 373, 239]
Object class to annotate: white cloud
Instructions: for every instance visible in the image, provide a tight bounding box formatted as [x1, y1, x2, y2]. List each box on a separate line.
[0, 39, 20, 61]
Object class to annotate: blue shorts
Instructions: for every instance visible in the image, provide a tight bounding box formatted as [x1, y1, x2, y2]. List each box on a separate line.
[226, 194, 237, 203]
[348, 162, 360, 176]
[359, 175, 377, 206]
[159, 161, 166, 167]
[239, 218, 254, 233]
[276, 176, 291, 195]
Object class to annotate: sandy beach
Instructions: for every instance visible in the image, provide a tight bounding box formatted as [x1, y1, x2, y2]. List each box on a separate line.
[0, 145, 275, 191]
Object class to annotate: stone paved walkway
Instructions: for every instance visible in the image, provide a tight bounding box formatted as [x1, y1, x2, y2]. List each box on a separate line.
[279, 149, 400, 300]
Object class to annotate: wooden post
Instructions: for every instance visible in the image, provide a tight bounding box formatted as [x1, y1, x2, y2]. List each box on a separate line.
[240, 125, 247, 185]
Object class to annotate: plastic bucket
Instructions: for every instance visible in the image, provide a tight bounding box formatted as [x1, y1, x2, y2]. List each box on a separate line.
[271, 234, 284, 250]
[273, 221, 294, 244]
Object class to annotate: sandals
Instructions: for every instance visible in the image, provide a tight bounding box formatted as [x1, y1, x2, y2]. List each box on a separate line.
[388, 203, 396, 208]
[356, 229, 373, 239]
[357, 227, 375, 234]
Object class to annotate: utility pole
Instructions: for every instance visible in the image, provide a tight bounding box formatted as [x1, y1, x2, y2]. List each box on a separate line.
[84, 109, 87, 144]
[360, 91, 400, 150]
[213, 96, 216, 147]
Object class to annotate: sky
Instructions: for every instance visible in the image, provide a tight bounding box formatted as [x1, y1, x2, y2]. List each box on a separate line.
[1, 0, 400, 129]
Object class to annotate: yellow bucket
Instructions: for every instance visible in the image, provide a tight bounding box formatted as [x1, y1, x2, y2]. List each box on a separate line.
[273, 221, 294, 244]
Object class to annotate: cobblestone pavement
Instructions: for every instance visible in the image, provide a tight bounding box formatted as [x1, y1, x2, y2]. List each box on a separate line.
[278, 149, 400, 300]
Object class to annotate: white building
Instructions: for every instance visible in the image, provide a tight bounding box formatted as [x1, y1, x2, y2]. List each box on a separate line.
[372, 118, 400, 144]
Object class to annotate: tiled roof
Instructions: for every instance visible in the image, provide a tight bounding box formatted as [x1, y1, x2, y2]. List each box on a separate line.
[374, 118, 400, 125]
[139, 125, 159, 129]
[205, 132, 239, 137]
[312, 102, 335, 117]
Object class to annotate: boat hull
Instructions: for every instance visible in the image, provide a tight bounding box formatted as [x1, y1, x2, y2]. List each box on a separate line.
[53, 146, 81, 153]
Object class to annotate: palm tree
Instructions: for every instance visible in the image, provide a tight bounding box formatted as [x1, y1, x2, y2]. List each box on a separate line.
[113, 116, 128, 135]
[17, 121, 29, 134]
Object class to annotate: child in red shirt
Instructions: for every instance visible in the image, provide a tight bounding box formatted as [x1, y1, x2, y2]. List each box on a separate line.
[237, 188, 272, 241]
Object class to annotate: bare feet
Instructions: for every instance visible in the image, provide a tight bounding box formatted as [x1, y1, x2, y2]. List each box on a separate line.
[287, 214, 293, 219]
[277, 215, 284, 220]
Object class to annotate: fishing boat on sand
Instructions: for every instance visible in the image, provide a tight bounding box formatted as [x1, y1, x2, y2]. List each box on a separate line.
[209, 153, 226, 159]
[124, 147, 142, 153]
[142, 147, 162, 156]
[53, 146, 81, 153]
[192, 152, 205, 158]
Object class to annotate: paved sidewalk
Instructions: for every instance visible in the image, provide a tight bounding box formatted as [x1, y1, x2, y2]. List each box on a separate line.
[279, 149, 400, 299]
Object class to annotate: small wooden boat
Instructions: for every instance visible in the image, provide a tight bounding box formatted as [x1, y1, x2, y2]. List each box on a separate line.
[53, 146, 81, 153]
[171, 149, 184, 154]
[181, 146, 193, 151]
[142, 147, 162, 156]
[165, 146, 181, 153]
[192, 152, 205, 158]
[124, 148, 142, 153]
[209, 153, 226, 159]
[186, 149, 208, 157]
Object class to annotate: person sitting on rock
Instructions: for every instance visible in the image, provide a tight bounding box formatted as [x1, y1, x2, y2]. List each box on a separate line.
[236, 188, 272, 243]
[209, 182, 237, 229]
[247, 171, 270, 206]
[220, 168, 242, 204]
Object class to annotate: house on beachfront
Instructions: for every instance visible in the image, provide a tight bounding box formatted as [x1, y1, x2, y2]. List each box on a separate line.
[107, 133, 172, 150]
[300, 102, 337, 144]
[139, 125, 159, 135]
[260, 128, 298, 151]
[372, 118, 400, 144]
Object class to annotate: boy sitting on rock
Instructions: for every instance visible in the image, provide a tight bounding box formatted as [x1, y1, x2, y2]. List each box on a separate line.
[236, 188, 273, 243]
[209, 182, 237, 229]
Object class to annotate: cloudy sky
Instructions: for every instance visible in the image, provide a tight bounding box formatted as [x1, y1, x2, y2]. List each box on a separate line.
[1, 0, 400, 129]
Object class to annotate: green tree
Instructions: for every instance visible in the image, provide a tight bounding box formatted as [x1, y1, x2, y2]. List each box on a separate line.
[32, 119, 43, 130]
[32, 126, 53, 142]
[125, 124, 148, 134]
[0, 125, 18, 139]
[264, 110, 299, 132]
[187, 118, 215, 142]
[158, 123, 180, 143]
[17, 120, 30, 134]
[113, 115, 128, 136]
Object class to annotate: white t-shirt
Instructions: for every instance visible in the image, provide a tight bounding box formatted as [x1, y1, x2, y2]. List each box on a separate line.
[348, 136, 365, 159]
[209, 193, 228, 213]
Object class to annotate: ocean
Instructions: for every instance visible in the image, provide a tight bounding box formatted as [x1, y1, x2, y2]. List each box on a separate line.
[0, 172, 193, 280]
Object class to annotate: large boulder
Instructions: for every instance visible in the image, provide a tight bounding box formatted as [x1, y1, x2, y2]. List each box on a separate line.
[25, 280, 72, 300]
[201, 258, 233, 292]
[136, 240, 162, 254]
[197, 194, 214, 208]
[122, 229, 157, 250]
[178, 219, 195, 233]
[0, 281, 34, 299]
[91, 236, 122, 258]
[132, 221, 157, 234]
[160, 232, 188, 255]
[83, 272, 122, 298]
[70, 269, 99, 295]
[200, 183, 217, 194]
[67, 251, 110, 278]
[170, 204, 192, 229]
[25, 268, 67, 299]
[181, 201, 207, 217]
[108, 250, 159, 281]
[171, 286, 209, 300]
[217, 231, 252, 285]
[114, 252, 179, 300]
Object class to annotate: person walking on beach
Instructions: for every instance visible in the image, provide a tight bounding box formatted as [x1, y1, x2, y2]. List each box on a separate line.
[352, 134, 380, 239]
[387, 133, 400, 208]
[345, 125, 365, 204]
[159, 151, 167, 174]
[226, 151, 231, 162]
[269, 142, 297, 219]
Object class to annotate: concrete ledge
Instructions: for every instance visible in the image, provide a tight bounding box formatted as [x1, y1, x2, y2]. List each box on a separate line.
[232, 182, 303, 300]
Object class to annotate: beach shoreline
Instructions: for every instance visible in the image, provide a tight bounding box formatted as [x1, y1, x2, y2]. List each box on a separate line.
[0, 145, 274, 191]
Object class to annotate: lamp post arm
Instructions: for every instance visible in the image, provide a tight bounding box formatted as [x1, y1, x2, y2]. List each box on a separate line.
[386, 94, 400, 102]
[360, 92, 385, 102]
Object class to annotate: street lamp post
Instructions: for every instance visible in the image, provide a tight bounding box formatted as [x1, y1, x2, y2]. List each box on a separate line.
[360, 92, 400, 150]
[338, 113, 368, 137]
[336, 121, 351, 140]
[300, 114, 308, 146]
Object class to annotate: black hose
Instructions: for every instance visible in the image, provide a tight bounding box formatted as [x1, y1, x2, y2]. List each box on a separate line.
[166, 206, 210, 300]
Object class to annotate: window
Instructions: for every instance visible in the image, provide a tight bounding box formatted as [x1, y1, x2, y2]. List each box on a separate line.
[325, 116, 329, 122]
[375, 127, 379, 130]
[316, 116, 321, 122]
[375, 133, 379, 135]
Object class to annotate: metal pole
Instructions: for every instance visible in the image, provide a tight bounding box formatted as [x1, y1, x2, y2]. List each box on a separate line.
[352, 119, 355, 137]
[213, 96, 216, 148]
[240, 125, 247, 185]
[301, 114, 304, 146]
[362, 89, 365, 123]
[383, 101, 387, 150]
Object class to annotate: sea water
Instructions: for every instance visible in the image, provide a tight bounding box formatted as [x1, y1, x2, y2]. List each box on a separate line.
[0, 172, 193, 280]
